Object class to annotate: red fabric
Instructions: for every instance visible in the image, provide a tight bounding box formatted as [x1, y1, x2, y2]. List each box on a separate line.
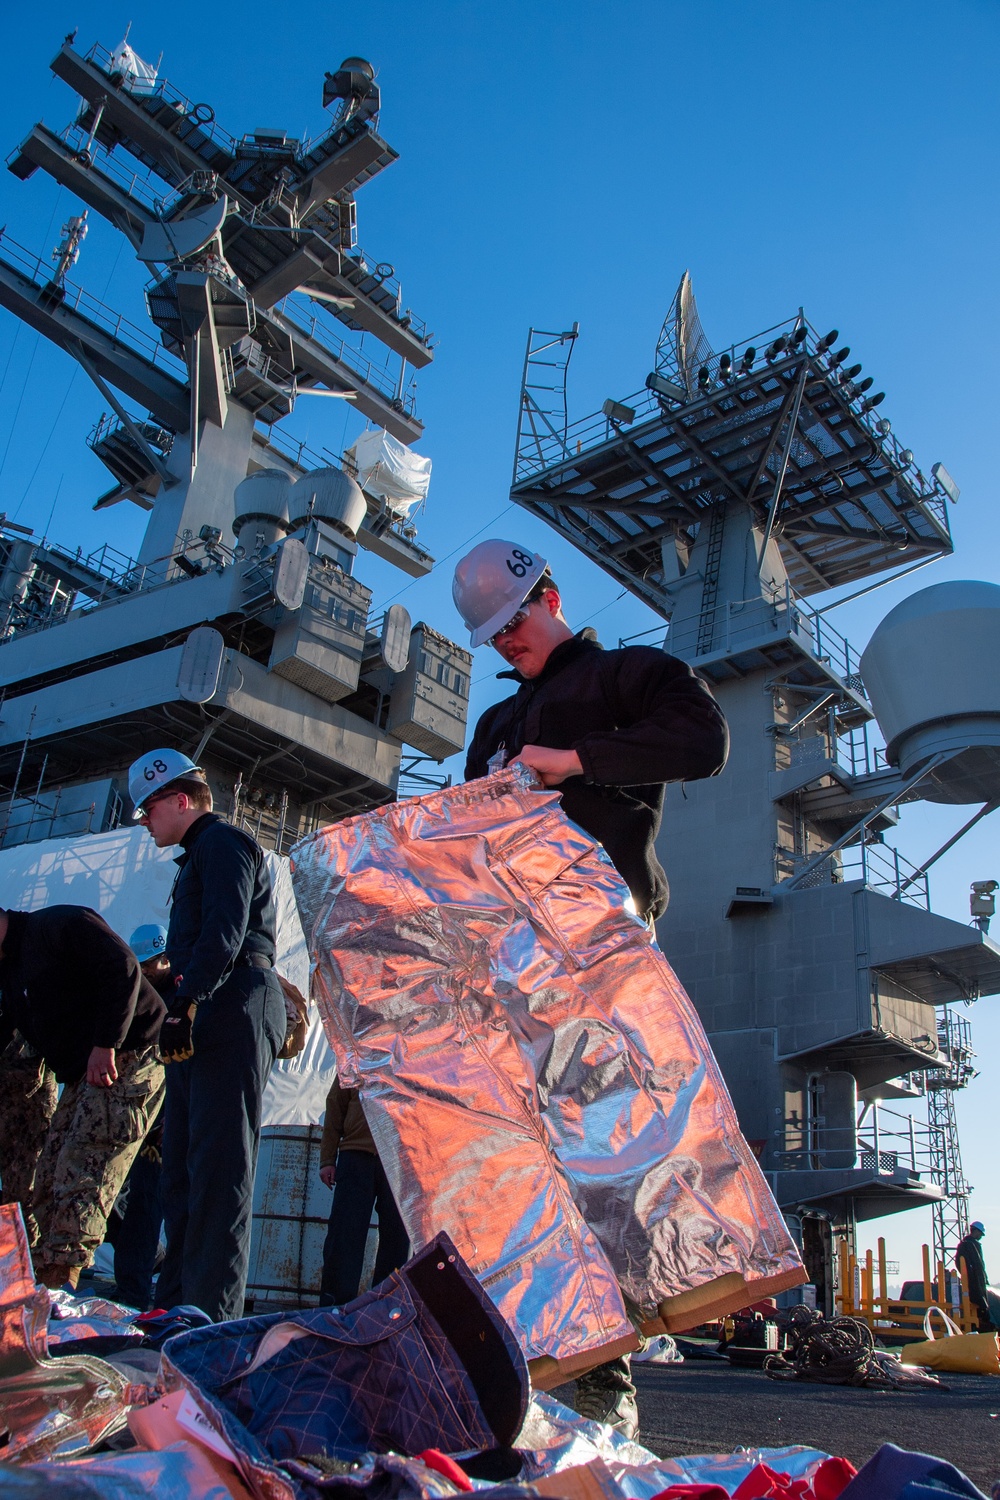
[415, 1449, 474, 1491]
[732, 1456, 857, 1500]
[811, 1457, 857, 1499]
[649, 1487, 729, 1499]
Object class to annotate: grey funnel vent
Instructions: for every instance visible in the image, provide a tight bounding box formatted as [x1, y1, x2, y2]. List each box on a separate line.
[288, 467, 368, 538]
[233, 470, 292, 546]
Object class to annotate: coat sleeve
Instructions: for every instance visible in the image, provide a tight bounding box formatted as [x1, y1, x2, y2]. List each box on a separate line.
[320, 1081, 349, 1166]
[173, 827, 258, 1005]
[573, 647, 729, 787]
[73, 910, 143, 1051]
[464, 700, 505, 780]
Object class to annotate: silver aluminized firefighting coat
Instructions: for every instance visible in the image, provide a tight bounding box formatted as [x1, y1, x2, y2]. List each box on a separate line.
[292, 766, 803, 1385]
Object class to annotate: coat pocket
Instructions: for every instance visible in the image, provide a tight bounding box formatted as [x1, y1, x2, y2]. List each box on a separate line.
[493, 817, 641, 966]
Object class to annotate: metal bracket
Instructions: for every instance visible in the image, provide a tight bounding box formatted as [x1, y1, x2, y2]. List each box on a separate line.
[757, 362, 809, 574]
[73, 344, 173, 485]
[783, 752, 950, 892]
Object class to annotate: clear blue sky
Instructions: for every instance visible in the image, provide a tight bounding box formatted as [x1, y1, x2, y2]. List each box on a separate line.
[0, 2, 998, 1285]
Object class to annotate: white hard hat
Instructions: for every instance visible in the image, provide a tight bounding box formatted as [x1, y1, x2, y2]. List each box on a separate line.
[129, 923, 168, 963]
[452, 540, 549, 648]
[128, 748, 205, 817]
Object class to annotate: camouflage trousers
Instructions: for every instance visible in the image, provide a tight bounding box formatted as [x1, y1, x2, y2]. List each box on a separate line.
[0, 1034, 59, 1242]
[30, 1046, 165, 1278]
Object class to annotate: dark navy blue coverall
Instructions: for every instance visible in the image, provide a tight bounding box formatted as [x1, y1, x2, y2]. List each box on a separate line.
[156, 813, 286, 1321]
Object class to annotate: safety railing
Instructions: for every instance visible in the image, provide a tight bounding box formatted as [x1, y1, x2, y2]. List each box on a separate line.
[0, 232, 185, 377]
[57, 126, 163, 208]
[88, 409, 174, 458]
[669, 579, 865, 684]
[787, 837, 930, 908]
[277, 291, 417, 413]
[84, 40, 237, 157]
[336, 252, 429, 345]
[837, 1237, 979, 1339]
[512, 315, 955, 538]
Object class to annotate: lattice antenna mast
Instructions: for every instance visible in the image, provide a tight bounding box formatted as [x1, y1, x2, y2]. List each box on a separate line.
[926, 1009, 976, 1267]
[513, 324, 580, 484]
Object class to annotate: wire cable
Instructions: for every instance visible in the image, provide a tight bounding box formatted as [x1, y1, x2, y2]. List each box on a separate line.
[370, 502, 516, 614]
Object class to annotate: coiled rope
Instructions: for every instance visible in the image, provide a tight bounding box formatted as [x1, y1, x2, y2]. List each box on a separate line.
[764, 1304, 924, 1389]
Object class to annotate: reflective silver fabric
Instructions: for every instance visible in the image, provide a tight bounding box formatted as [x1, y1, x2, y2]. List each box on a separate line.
[292, 768, 803, 1377]
[47, 1289, 141, 1346]
[0, 1203, 138, 1461]
[520, 1394, 833, 1496]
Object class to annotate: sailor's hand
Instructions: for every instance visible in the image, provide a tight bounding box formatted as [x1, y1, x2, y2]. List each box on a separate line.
[319, 1165, 337, 1189]
[159, 1000, 197, 1064]
[87, 1046, 118, 1088]
[513, 745, 584, 786]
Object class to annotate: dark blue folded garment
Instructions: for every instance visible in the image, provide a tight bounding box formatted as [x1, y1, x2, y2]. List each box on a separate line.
[132, 1304, 213, 1348]
[161, 1232, 529, 1496]
[841, 1442, 988, 1500]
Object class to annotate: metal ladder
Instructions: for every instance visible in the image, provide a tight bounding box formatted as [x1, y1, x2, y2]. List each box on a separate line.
[695, 503, 726, 655]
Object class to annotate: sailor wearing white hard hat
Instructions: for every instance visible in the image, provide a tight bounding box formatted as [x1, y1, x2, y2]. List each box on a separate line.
[454, 539, 730, 1438]
[452, 539, 551, 649]
[126, 746, 286, 1322]
[128, 749, 207, 819]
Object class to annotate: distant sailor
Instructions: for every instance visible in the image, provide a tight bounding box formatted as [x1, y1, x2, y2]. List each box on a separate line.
[955, 1221, 996, 1332]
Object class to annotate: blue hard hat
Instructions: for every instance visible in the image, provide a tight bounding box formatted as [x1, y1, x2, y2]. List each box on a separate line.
[128, 748, 204, 816]
[971, 1221, 986, 1233]
[129, 923, 168, 964]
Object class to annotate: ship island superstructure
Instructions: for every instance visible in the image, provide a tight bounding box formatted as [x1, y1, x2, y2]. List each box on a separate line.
[511, 279, 1000, 1306]
[0, 34, 471, 852]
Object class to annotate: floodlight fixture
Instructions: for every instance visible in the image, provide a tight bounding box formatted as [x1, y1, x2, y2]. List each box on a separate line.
[765, 337, 787, 362]
[855, 377, 874, 394]
[602, 398, 636, 426]
[791, 325, 808, 345]
[861, 392, 886, 412]
[739, 347, 756, 373]
[932, 462, 960, 503]
[697, 366, 711, 389]
[875, 418, 892, 436]
[899, 449, 914, 464]
[816, 329, 839, 352]
[830, 347, 850, 366]
[719, 352, 733, 380]
[645, 371, 686, 402]
[844, 363, 862, 380]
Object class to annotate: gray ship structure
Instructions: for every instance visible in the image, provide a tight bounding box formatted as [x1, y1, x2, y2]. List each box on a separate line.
[1, 34, 998, 1314]
[0, 34, 471, 854]
[512, 278, 1000, 1305]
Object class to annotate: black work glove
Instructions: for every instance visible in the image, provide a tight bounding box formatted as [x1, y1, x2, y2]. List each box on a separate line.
[159, 999, 197, 1064]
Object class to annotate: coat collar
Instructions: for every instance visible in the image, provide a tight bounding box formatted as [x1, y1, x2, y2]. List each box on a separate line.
[497, 628, 602, 688]
[173, 810, 222, 867]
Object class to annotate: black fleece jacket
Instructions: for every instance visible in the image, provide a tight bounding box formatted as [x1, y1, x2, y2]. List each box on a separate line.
[465, 632, 728, 920]
[0, 906, 166, 1083]
[168, 813, 276, 1006]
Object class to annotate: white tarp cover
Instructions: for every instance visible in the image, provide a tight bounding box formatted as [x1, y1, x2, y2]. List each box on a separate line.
[109, 41, 159, 95]
[0, 827, 331, 1126]
[347, 428, 431, 516]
